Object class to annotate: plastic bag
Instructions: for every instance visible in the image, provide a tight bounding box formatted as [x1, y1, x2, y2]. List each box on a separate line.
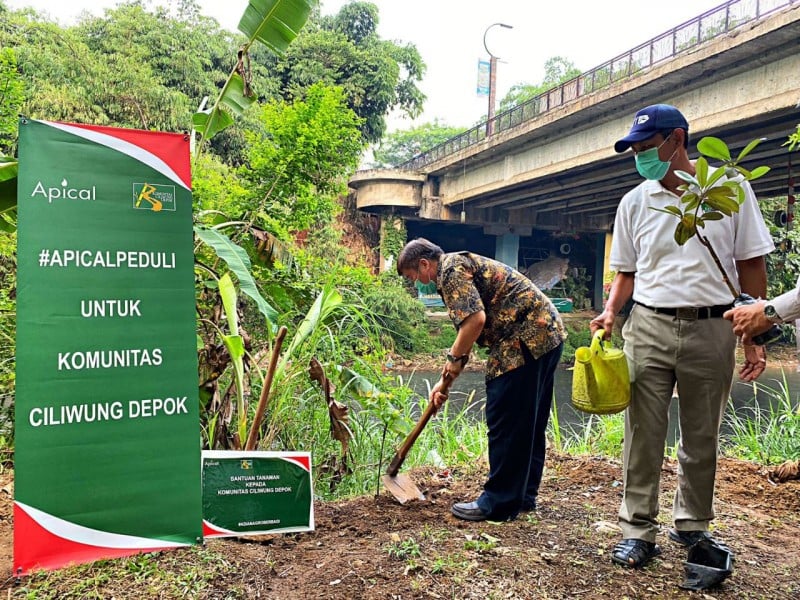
[571, 329, 630, 414]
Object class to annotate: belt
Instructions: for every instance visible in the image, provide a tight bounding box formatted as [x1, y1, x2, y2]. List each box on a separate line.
[634, 301, 732, 320]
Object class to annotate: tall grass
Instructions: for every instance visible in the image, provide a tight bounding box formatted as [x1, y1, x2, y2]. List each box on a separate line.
[723, 373, 800, 464]
[548, 407, 625, 458]
[282, 368, 488, 501]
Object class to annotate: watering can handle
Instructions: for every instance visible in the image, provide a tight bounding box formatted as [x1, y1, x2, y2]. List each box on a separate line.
[591, 329, 608, 355]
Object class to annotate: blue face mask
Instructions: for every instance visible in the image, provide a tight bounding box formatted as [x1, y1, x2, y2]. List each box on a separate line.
[634, 136, 675, 180]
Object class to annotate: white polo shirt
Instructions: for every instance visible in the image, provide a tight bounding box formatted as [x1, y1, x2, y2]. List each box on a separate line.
[610, 178, 774, 307]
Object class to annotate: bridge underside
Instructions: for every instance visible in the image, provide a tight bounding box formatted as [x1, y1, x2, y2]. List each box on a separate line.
[455, 108, 798, 233]
[351, 5, 800, 234]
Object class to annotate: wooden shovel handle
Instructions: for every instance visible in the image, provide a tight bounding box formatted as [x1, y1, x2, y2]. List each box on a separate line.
[244, 325, 287, 451]
[386, 373, 453, 476]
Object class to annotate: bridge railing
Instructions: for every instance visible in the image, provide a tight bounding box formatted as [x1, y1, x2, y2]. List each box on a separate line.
[398, 0, 795, 171]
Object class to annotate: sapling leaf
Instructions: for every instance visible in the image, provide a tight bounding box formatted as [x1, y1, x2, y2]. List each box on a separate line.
[675, 169, 698, 185]
[736, 137, 765, 162]
[674, 220, 696, 245]
[735, 165, 752, 179]
[681, 192, 698, 206]
[695, 156, 709, 185]
[736, 185, 745, 204]
[750, 165, 770, 180]
[701, 211, 724, 221]
[697, 136, 731, 161]
[705, 193, 739, 215]
[706, 166, 727, 188]
[684, 196, 700, 212]
[651, 206, 683, 217]
[706, 186, 736, 202]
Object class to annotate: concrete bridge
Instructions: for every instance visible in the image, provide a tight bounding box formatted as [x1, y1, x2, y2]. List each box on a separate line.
[348, 0, 800, 307]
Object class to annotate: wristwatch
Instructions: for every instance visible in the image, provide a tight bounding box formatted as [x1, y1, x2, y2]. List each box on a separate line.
[446, 352, 470, 367]
[764, 304, 783, 324]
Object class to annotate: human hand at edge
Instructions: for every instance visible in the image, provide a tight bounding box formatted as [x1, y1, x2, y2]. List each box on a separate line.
[429, 377, 449, 411]
[723, 301, 771, 345]
[590, 309, 615, 340]
[739, 343, 766, 382]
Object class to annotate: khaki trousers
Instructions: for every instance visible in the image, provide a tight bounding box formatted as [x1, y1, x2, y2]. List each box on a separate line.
[619, 304, 736, 542]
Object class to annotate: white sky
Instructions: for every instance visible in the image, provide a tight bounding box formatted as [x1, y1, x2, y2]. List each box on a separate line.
[7, 0, 729, 131]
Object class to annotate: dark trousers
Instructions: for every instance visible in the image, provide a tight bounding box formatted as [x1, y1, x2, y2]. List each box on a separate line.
[476, 342, 563, 520]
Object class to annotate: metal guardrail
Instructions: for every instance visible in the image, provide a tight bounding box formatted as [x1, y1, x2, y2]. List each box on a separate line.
[399, 0, 796, 171]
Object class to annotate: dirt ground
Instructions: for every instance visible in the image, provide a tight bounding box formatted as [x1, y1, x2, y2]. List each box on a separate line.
[1, 343, 798, 598]
[1, 452, 799, 599]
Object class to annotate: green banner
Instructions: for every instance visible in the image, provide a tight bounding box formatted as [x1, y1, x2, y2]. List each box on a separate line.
[14, 120, 201, 574]
[202, 451, 314, 536]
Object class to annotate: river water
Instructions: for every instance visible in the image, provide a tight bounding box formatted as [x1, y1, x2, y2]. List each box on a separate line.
[398, 365, 800, 446]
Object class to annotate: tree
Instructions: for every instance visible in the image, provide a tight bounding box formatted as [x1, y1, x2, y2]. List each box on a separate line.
[274, 1, 425, 144]
[373, 119, 466, 167]
[0, 0, 236, 134]
[76, 1, 234, 132]
[0, 48, 23, 155]
[243, 83, 365, 232]
[499, 56, 581, 112]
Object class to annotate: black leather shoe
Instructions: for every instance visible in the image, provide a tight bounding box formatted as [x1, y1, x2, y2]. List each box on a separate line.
[451, 501, 488, 521]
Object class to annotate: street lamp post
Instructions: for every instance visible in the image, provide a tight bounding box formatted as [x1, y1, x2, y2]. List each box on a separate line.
[483, 22, 512, 137]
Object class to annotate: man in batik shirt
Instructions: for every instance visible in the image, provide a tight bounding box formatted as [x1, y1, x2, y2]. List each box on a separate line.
[397, 238, 566, 521]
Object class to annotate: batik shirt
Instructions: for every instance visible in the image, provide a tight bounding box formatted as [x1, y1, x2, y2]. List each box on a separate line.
[436, 252, 566, 380]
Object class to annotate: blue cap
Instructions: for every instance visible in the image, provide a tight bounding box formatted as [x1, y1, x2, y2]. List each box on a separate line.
[614, 104, 689, 153]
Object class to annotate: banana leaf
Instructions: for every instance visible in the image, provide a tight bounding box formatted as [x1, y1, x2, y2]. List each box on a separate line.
[219, 273, 247, 445]
[195, 226, 279, 329]
[238, 0, 313, 55]
[193, 0, 312, 149]
[281, 284, 343, 362]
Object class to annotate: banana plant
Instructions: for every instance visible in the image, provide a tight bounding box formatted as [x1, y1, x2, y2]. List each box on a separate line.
[192, 0, 313, 156]
[195, 225, 279, 330]
[218, 272, 248, 446]
[650, 136, 770, 297]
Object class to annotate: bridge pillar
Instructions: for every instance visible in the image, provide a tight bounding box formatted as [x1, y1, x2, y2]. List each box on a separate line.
[593, 233, 609, 311]
[494, 234, 520, 270]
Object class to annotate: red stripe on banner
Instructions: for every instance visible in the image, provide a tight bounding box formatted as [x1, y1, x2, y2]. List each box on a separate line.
[284, 455, 311, 471]
[202, 520, 231, 538]
[13, 504, 177, 576]
[63, 122, 191, 189]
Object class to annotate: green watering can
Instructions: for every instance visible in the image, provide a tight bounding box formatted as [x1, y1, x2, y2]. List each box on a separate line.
[571, 329, 631, 415]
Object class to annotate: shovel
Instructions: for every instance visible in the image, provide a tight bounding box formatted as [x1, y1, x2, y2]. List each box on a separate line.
[382, 373, 453, 504]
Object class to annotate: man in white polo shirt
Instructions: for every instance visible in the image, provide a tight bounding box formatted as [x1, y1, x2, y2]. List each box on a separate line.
[591, 104, 774, 569]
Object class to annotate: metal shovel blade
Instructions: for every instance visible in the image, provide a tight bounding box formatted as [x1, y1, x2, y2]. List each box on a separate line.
[382, 473, 425, 504]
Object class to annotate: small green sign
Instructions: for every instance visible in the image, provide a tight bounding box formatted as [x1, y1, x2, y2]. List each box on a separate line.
[202, 451, 314, 537]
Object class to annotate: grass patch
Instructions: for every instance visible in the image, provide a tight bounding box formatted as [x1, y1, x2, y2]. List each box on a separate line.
[14, 546, 236, 600]
[723, 373, 800, 464]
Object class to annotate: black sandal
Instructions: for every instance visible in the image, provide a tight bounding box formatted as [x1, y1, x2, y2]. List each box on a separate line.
[611, 538, 662, 568]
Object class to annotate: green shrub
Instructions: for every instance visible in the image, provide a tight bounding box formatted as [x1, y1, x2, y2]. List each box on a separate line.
[561, 322, 592, 364]
[359, 272, 430, 353]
